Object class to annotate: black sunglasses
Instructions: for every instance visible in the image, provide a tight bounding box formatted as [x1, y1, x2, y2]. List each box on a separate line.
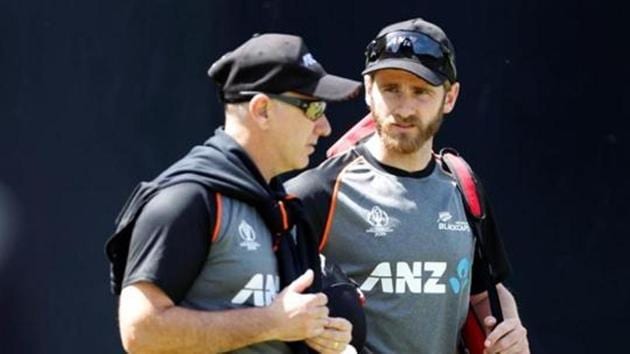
[365, 31, 457, 83]
[239, 91, 327, 121]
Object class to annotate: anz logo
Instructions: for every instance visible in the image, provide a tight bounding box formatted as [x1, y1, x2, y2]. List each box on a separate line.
[360, 262, 447, 294]
[231, 274, 280, 307]
[449, 258, 471, 294]
[360, 259, 473, 295]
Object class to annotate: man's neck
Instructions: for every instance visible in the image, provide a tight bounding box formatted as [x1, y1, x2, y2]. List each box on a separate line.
[241, 144, 275, 183]
[224, 125, 275, 183]
[365, 134, 434, 172]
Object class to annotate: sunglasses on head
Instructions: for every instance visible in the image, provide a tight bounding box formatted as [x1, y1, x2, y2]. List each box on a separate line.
[365, 31, 457, 83]
[239, 91, 327, 121]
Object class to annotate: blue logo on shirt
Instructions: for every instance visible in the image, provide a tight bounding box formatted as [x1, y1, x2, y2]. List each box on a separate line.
[449, 257, 470, 294]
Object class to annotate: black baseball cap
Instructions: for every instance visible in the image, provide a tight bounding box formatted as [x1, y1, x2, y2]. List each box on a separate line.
[363, 18, 457, 85]
[209, 33, 362, 102]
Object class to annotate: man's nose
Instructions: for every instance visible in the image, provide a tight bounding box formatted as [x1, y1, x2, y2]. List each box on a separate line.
[394, 97, 416, 119]
[315, 114, 332, 137]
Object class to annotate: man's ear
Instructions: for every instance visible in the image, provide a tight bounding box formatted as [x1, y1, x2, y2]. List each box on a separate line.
[442, 82, 460, 114]
[363, 75, 373, 107]
[248, 94, 271, 129]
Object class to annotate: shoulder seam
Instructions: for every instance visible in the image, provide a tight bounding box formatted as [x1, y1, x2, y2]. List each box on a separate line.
[210, 192, 223, 243]
[319, 155, 365, 251]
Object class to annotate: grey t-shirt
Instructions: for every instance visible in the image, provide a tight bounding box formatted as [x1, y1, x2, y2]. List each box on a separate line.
[123, 182, 290, 354]
[286, 145, 510, 354]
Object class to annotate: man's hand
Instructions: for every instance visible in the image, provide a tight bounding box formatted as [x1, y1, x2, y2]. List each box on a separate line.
[483, 316, 530, 354]
[305, 317, 354, 353]
[267, 269, 330, 341]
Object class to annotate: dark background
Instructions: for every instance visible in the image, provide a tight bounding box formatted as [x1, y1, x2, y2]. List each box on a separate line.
[1, 0, 628, 353]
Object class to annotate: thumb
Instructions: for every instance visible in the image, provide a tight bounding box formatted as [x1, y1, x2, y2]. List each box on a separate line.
[484, 316, 497, 329]
[483, 316, 498, 349]
[287, 269, 314, 293]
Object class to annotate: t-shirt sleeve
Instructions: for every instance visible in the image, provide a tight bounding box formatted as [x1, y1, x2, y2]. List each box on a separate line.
[470, 198, 512, 295]
[122, 182, 215, 303]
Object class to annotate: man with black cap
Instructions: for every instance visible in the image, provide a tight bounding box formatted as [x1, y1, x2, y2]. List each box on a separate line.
[105, 33, 362, 353]
[286, 19, 530, 353]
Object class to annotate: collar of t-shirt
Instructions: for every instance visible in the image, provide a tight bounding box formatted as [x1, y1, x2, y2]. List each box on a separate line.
[356, 143, 435, 179]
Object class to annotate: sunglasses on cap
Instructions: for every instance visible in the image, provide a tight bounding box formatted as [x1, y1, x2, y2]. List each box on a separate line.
[365, 31, 457, 83]
[239, 91, 327, 121]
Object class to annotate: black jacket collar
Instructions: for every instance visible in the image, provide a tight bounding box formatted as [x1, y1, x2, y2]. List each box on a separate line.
[106, 128, 321, 295]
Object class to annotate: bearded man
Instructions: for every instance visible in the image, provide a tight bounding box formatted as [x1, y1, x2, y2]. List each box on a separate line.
[286, 18, 530, 354]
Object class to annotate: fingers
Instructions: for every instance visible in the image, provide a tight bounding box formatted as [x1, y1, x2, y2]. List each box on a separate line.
[306, 318, 330, 338]
[483, 318, 514, 345]
[307, 337, 346, 354]
[287, 269, 314, 293]
[300, 297, 331, 339]
[506, 336, 530, 354]
[484, 318, 529, 354]
[319, 322, 352, 342]
[306, 329, 351, 353]
[324, 317, 352, 332]
[311, 304, 330, 319]
[483, 316, 497, 332]
[305, 317, 353, 353]
[270, 270, 333, 342]
[306, 337, 345, 354]
[313, 292, 329, 307]
[289, 300, 330, 338]
[270, 292, 330, 341]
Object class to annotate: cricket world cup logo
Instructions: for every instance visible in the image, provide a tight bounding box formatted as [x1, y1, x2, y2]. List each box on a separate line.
[366, 206, 394, 237]
[239, 220, 261, 251]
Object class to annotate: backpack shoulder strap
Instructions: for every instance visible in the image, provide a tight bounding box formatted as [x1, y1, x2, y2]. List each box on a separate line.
[436, 148, 504, 325]
[436, 148, 485, 220]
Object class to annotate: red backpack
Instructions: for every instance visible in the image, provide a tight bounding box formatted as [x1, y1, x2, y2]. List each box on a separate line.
[326, 115, 504, 354]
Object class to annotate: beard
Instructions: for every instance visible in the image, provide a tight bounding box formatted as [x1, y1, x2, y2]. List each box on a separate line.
[373, 103, 445, 154]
